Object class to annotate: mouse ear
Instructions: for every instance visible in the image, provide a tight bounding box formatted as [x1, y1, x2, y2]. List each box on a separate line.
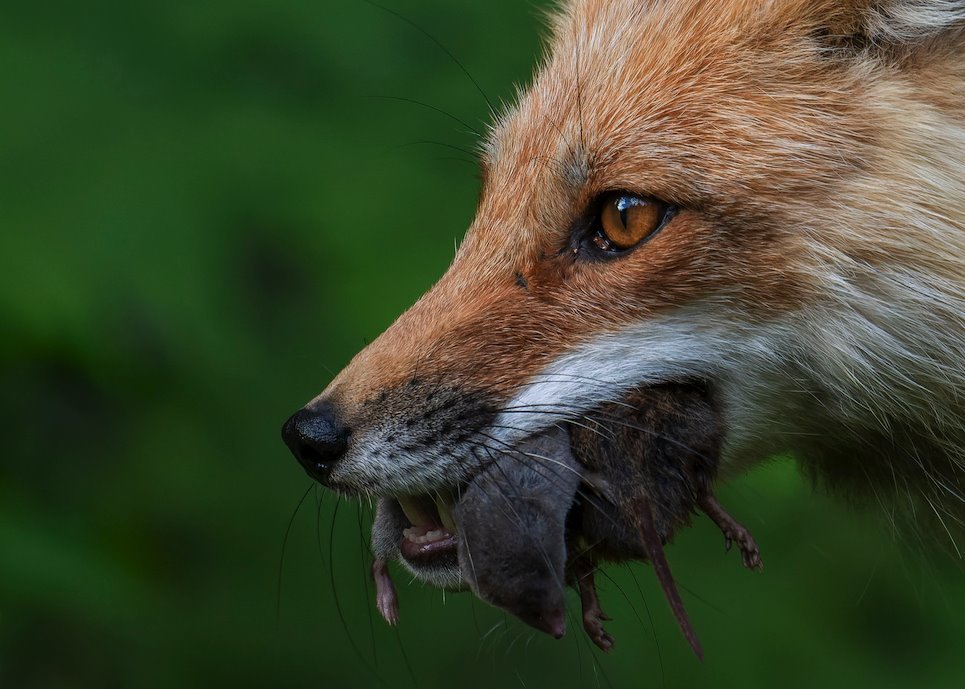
[814, 0, 963, 55]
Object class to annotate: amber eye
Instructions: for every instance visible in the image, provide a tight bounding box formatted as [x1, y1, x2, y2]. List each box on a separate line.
[591, 192, 669, 252]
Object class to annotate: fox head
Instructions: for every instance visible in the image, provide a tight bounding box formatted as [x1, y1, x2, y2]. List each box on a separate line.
[283, 0, 964, 584]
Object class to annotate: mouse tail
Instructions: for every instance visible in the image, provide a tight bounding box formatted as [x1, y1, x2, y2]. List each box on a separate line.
[636, 501, 704, 660]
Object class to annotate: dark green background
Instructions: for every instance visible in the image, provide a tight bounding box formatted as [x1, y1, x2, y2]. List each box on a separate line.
[1, 1, 962, 687]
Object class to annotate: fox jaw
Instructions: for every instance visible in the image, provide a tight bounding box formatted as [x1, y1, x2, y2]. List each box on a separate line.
[283, 0, 965, 586]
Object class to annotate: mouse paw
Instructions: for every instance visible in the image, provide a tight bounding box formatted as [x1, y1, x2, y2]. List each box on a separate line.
[575, 562, 616, 652]
[724, 522, 763, 571]
[583, 608, 615, 652]
[698, 492, 764, 572]
[372, 559, 400, 625]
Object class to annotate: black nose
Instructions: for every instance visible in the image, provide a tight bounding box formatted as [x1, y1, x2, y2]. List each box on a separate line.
[281, 405, 350, 484]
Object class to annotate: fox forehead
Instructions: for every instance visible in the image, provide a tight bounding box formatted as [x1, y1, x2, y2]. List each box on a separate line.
[477, 0, 869, 240]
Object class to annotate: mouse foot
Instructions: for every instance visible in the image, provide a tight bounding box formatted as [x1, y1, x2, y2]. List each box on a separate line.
[575, 562, 615, 652]
[372, 559, 400, 625]
[698, 492, 763, 571]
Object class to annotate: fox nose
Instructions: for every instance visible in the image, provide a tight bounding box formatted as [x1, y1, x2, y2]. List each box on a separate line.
[281, 405, 350, 484]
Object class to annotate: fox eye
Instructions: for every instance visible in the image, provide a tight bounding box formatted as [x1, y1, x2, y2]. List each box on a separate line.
[590, 192, 671, 253]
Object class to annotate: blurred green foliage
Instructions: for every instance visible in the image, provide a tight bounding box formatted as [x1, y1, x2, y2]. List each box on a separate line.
[0, 1, 962, 688]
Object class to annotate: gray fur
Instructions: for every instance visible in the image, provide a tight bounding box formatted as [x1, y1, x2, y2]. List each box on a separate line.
[452, 426, 582, 637]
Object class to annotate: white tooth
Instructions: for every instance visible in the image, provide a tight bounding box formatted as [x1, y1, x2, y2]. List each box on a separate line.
[398, 499, 418, 526]
[433, 494, 457, 532]
[398, 497, 434, 527]
[437, 503, 457, 532]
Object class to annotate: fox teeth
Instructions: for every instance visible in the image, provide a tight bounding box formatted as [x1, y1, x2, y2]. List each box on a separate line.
[434, 497, 457, 532]
[403, 528, 451, 544]
[398, 496, 435, 527]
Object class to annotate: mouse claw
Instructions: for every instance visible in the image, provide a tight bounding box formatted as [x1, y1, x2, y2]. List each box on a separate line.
[698, 492, 763, 572]
[740, 538, 764, 571]
[372, 559, 400, 625]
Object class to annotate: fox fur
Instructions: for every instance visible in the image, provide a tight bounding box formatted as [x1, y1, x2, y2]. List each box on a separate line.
[309, 0, 965, 557]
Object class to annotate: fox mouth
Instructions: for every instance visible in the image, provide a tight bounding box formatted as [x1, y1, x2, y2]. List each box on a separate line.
[374, 425, 585, 590]
[395, 493, 460, 569]
[378, 455, 580, 590]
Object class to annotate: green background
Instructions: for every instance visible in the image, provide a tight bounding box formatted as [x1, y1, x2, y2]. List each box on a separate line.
[1, 1, 962, 687]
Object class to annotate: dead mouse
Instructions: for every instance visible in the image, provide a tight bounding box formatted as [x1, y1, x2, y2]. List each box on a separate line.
[369, 383, 761, 658]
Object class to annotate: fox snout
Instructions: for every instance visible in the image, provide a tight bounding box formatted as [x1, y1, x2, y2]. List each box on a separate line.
[280, 363, 505, 497]
[280, 383, 492, 495]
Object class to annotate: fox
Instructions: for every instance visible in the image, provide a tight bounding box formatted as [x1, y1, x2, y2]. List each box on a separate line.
[282, 0, 964, 603]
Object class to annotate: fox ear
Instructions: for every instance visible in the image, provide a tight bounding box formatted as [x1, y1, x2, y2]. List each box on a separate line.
[819, 0, 963, 53]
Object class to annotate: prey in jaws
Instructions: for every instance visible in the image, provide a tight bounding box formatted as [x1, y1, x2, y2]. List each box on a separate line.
[369, 384, 761, 656]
